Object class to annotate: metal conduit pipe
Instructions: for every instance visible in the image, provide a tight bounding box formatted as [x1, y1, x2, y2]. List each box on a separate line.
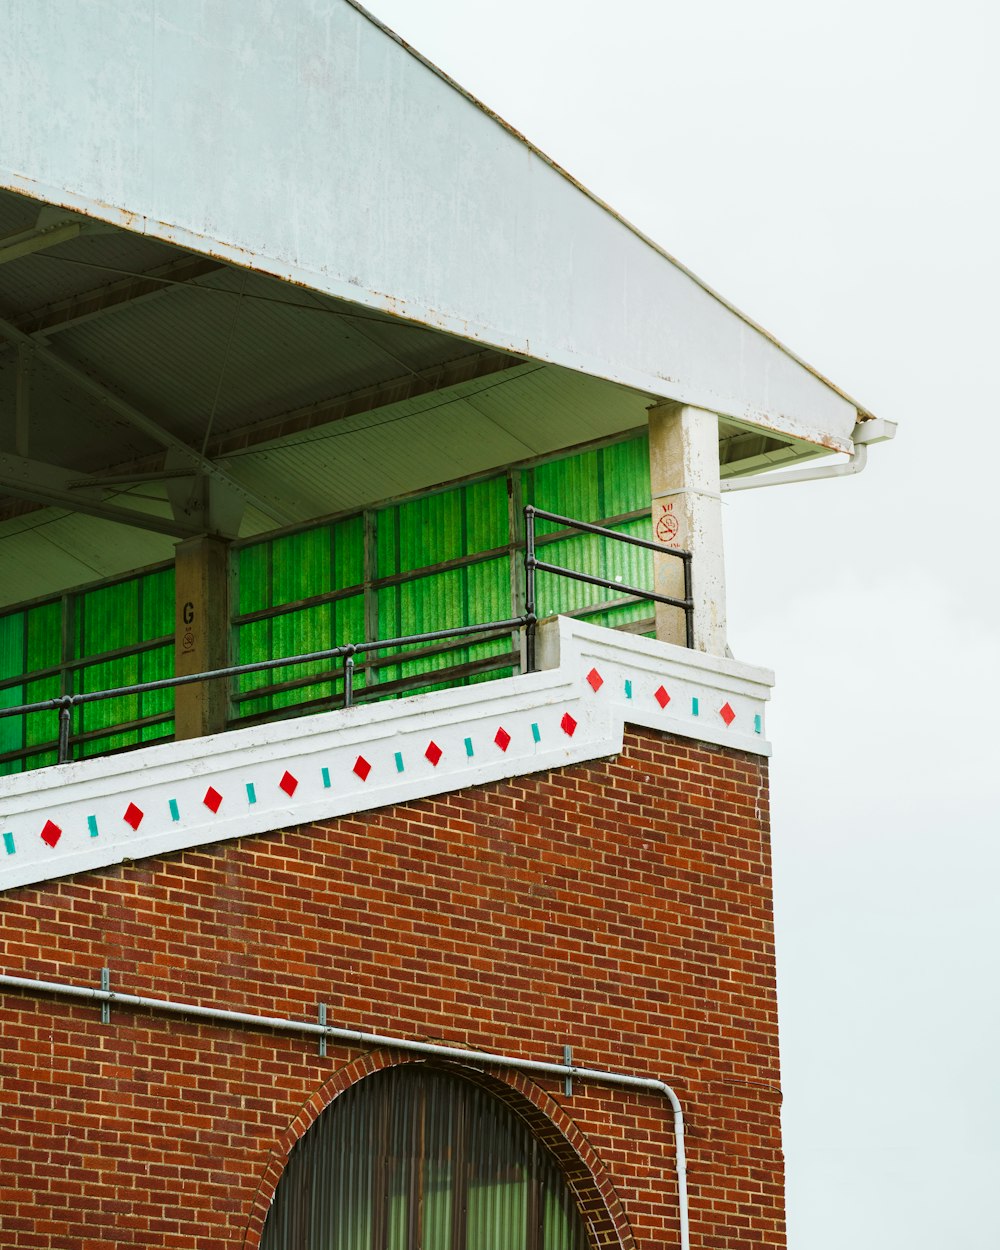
[0, 971, 690, 1250]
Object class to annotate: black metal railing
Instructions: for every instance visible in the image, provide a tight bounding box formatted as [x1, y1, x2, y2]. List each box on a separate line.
[0, 506, 693, 768]
[523, 504, 693, 667]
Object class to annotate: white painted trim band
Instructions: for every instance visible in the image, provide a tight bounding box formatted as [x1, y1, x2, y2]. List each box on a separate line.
[0, 617, 772, 892]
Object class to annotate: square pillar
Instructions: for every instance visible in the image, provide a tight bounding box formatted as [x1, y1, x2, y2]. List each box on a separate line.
[174, 535, 231, 739]
[648, 401, 727, 656]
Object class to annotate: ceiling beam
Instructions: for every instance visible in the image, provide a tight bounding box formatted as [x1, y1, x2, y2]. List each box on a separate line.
[207, 348, 530, 457]
[0, 452, 200, 538]
[12, 254, 226, 337]
[0, 220, 83, 266]
[0, 349, 531, 527]
[0, 312, 295, 527]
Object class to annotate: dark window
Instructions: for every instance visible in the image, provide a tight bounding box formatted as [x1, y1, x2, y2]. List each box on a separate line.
[261, 1065, 592, 1249]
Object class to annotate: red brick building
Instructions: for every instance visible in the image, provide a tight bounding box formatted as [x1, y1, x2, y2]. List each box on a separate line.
[1, 731, 782, 1248]
[0, 3, 889, 1247]
[1, 619, 781, 1248]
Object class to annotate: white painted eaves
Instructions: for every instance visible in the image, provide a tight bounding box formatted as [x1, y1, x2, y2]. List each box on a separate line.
[0, 0, 868, 452]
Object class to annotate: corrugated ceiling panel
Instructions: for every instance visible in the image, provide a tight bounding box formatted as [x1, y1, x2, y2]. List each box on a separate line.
[0, 226, 180, 315]
[31, 264, 490, 449]
[0, 510, 174, 609]
[220, 366, 650, 523]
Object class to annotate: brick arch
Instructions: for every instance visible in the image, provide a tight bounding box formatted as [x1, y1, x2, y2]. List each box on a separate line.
[242, 1048, 635, 1250]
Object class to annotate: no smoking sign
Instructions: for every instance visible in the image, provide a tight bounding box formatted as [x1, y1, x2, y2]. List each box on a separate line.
[655, 504, 681, 547]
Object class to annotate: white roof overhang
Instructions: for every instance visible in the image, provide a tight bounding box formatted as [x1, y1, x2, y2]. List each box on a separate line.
[0, 0, 869, 460]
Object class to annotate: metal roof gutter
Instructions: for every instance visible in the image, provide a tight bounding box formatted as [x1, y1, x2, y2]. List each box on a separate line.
[721, 418, 897, 491]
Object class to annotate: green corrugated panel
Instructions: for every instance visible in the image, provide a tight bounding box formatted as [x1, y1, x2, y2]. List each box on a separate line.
[234, 618, 273, 713]
[271, 525, 332, 606]
[270, 602, 335, 707]
[78, 655, 139, 741]
[334, 592, 365, 693]
[333, 513, 365, 587]
[0, 610, 26, 771]
[232, 433, 652, 715]
[392, 488, 463, 572]
[528, 447, 601, 535]
[465, 475, 508, 551]
[463, 550, 515, 688]
[371, 477, 510, 696]
[74, 568, 173, 661]
[0, 564, 174, 773]
[24, 675, 59, 750]
[525, 435, 654, 635]
[0, 609, 25, 681]
[0, 706, 23, 768]
[141, 567, 174, 641]
[235, 514, 365, 718]
[77, 579, 136, 655]
[238, 540, 271, 615]
[24, 748, 58, 771]
[26, 602, 60, 672]
[138, 643, 175, 723]
[601, 432, 650, 516]
[73, 568, 175, 749]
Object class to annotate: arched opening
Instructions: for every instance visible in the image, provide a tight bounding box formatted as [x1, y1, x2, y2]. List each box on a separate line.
[261, 1064, 594, 1249]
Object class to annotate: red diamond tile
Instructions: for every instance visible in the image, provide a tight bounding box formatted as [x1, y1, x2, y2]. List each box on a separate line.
[279, 770, 298, 797]
[494, 726, 511, 752]
[586, 667, 604, 692]
[654, 685, 671, 709]
[40, 820, 61, 848]
[425, 740, 442, 767]
[123, 802, 144, 831]
[720, 702, 736, 727]
[203, 786, 223, 813]
[560, 712, 577, 737]
[353, 755, 371, 781]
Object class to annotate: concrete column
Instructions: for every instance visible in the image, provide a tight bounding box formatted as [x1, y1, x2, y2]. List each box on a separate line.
[647, 401, 727, 656]
[174, 535, 231, 739]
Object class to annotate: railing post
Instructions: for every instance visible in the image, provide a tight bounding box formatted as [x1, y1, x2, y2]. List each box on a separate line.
[344, 648, 355, 709]
[524, 505, 537, 673]
[57, 697, 73, 764]
[683, 553, 694, 650]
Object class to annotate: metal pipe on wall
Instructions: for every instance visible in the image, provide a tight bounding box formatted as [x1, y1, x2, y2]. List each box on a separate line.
[0, 970, 690, 1250]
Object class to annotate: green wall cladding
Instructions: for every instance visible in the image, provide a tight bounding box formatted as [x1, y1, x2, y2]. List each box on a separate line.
[233, 432, 655, 721]
[0, 566, 175, 775]
[1, 432, 658, 768]
[525, 434, 653, 630]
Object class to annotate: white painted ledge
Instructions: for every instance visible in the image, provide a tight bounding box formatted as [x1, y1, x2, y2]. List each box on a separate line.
[0, 617, 773, 892]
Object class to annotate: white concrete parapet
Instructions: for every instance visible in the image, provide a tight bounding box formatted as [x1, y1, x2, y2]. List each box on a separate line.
[0, 617, 773, 892]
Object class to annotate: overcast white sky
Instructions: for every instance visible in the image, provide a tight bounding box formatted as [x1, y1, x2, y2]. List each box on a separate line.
[366, 3, 999, 1246]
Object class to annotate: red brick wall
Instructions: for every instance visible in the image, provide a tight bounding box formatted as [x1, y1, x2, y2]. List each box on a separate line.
[0, 727, 783, 1249]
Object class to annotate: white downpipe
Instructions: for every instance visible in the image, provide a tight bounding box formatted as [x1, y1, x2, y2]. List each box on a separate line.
[0, 971, 691, 1250]
[721, 440, 867, 492]
[720, 416, 897, 493]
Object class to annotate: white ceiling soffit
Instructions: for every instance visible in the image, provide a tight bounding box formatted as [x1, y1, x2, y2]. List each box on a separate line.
[0, 0, 866, 455]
